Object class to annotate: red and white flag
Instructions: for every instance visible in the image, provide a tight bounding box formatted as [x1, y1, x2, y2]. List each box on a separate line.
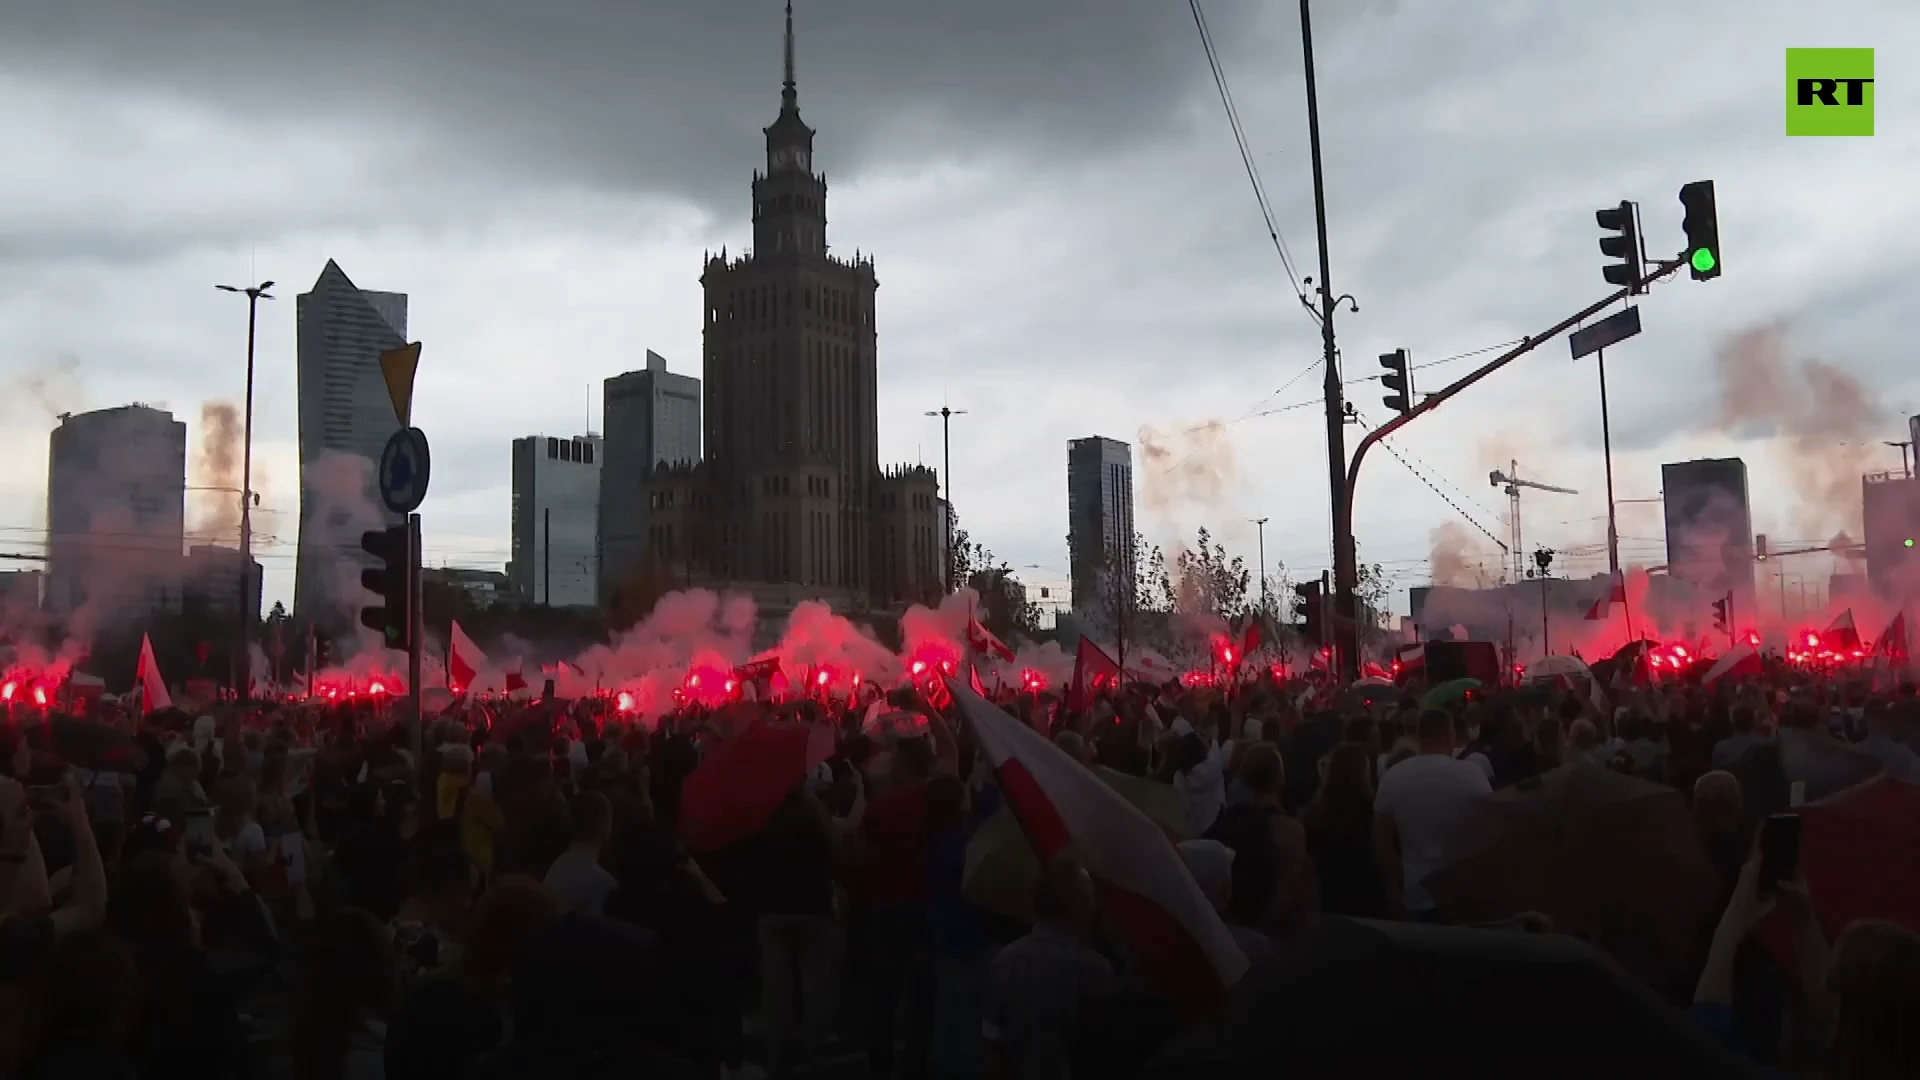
[135, 632, 172, 714]
[949, 678, 1248, 1016]
[1585, 571, 1627, 621]
[1875, 613, 1909, 661]
[1702, 645, 1764, 686]
[1827, 609, 1862, 651]
[1066, 637, 1121, 712]
[448, 621, 487, 692]
[504, 668, 528, 693]
[966, 617, 1016, 662]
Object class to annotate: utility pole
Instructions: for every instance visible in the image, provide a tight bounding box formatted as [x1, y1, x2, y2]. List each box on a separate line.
[925, 406, 968, 592]
[1251, 517, 1270, 619]
[1299, 0, 1357, 681]
[215, 280, 273, 699]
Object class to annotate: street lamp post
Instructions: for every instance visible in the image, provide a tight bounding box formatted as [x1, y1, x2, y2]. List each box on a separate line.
[216, 280, 273, 699]
[925, 406, 968, 593]
[1251, 517, 1270, 618]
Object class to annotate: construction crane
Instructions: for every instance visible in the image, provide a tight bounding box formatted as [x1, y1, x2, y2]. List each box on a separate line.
[1490, 461, 1578, 584]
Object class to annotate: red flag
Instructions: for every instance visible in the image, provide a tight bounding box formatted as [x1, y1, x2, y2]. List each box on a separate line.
[1875, 613, 1908, 660]
[967, 617, 1016, 662]
[1067, 638, 1121, 712]
[968, 661, 989, 698]
[950, 678, 1247, 1016]
[1585, 571, 1626, 621]
[448, 620, 485, 691]
[135, 633, 172, 714]
[504, 669, 528, 693]
[1241, 618, 1263, 659]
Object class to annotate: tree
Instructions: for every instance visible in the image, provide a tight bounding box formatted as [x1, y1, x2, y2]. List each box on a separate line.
[950, 518, 1041, 642]
[1163, 527, 1250, 622]
[1067, 529, 1169, 652]
[1353, 548, 1394, 646]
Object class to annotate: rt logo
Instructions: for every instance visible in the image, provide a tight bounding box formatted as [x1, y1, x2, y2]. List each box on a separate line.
[1787, 48, 1874, 136]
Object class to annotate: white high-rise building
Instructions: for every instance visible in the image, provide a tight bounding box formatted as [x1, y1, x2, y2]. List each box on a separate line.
[294, 260, 408, 625]
[598, 350, 702, 603]
[44, 404, 188, 624]
[511, 434, 602, 607]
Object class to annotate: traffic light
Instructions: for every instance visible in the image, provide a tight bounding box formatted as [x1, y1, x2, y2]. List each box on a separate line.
[1679, 180, 1720, 281]
[359, 524, 412, 651]
[1293, 580, 1324, 645]
[1596, 200, 1642, 291]
[1379, 349, 1413, 415]
[1711, 595, 1731, 634]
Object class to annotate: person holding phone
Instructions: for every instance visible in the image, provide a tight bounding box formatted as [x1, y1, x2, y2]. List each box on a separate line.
[1, 773, 108, 983]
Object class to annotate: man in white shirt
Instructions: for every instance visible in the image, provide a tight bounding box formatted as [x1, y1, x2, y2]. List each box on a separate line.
[1374, 708, 1492, 919]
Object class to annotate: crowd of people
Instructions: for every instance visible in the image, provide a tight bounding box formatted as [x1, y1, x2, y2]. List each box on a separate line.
[1, 653, 1918, 1079]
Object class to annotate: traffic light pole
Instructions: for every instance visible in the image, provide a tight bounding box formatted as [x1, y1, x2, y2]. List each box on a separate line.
[407, 513, 423, 762]
[1332, 255, 1686, 679]
[1298, 0, 1358, 685]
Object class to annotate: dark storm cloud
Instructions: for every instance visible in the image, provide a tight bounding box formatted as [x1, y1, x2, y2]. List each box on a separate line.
[1, 0, 1278, 206]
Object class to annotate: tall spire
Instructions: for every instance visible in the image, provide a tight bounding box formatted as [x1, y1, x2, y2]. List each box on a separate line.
[781, 0, 797, 111]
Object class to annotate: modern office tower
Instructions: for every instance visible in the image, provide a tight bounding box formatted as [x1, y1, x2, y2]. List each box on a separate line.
[1067, 436, 1136, 615]
[45, 404, 188, 624]
[511, 433, 603, 607]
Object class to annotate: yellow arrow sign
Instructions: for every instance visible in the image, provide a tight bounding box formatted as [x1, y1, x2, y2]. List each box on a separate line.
[379, 342, 422, 428]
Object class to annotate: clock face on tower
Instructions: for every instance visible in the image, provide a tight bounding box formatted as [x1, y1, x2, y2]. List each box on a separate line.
[773, 146, 808, 171]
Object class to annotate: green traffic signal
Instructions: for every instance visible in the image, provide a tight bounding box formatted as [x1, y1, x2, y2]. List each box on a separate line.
[1906, 538, 1915, 548]
[1690, 248, 1717, 274]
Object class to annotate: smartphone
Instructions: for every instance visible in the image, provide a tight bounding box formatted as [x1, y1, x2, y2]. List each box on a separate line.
[1758, 813, 1803, 892]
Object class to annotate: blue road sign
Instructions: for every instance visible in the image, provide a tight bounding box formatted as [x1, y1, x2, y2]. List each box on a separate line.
[379, 427, 431, 514]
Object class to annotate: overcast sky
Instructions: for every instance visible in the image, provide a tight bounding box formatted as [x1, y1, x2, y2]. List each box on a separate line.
[2, 0, 1915, 616]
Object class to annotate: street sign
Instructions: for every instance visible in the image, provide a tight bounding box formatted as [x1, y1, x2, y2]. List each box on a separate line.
[379, 342, 423, 427]
[1569, 306, 1642, 360]
[378, 427, 431, 514]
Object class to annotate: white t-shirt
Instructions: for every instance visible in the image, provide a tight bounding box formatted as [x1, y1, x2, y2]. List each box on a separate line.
[224, 820, 268, 865]
[1174, 738, 1233, 839]
[1374, 752, 1492, 913]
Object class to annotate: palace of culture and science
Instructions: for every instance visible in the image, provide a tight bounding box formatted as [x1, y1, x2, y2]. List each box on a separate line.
[619, 5, 946, 615]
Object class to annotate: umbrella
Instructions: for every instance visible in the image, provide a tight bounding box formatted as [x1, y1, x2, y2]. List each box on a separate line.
[1421, 766, 1720, 992]
[1525, 655, 1592, 681]
[1143, 917, 1750, 1080]
[1759, 776, 1920, 964]
[963, 765, 1186, 922]
[1340, 682, 1398, 712]
[1419, 678, 1481, 710]
[678, 721, 834, 854]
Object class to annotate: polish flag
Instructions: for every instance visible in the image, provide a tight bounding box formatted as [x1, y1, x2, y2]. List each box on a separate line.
[448, 621, 486, 692]
[967, 617, 1016, 662]
[1066, 638, 1121, 712]
[135, 633, 172, 715]
[504, 668, 528, 693]
[949, 678, 1247, 1016]
[1826, 609, 1862, 651]
[1875, 613, 1908, 661]
[1585, 571, 1627, 621]
[1702, 644, 1764, 686]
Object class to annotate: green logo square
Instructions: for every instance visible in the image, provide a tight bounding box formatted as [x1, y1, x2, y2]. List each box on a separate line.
[1787, 48, 1875, 136]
